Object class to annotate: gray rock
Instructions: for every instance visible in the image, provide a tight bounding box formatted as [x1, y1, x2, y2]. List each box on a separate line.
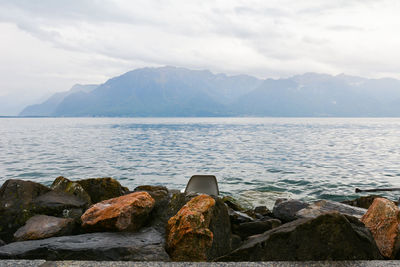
[218, 213, 383, 261]
[272, 199, 309, 222]
[296, 199, 367, 219]
[0, 227, 169, 261]
[233, 219, 281, 240]
[0, 239, 5, 247]
[228, 208, 254, 224]
[0, 179, 51, 242]
[51, 176, 92, 206]
[76, 178, 129, 204]
[32, 191, 87, 219]
[14, 215, 75, 241]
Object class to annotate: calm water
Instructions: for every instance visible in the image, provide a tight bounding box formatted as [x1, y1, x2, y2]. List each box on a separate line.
[1, 117, 400, 208]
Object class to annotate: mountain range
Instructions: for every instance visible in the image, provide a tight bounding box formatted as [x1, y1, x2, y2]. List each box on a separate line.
[19, 66, 400, 117]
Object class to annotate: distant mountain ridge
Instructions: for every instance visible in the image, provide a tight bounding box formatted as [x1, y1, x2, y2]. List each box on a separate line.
[19, 66, 400, 117]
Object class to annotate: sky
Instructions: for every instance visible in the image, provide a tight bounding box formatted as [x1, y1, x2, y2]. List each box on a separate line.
[1, 0, 400, 113]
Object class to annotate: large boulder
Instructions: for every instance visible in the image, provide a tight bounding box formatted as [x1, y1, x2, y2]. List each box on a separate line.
[0, 227, 169, 261]
[296, 199, 367, 219]
[166, 194, 231, 261]
[0, 179, 51, 242]
[51, 176, 92, 205]
[342, 195, 385, 209]
[32, 190, 87, 219]
[81, 191, 155, 232]
[218, 213, 383, 261]
[14, 215, 75, 241]
[361, 198, 400, 259]
[76, 177, 129, 204]
[272, 199, 309, 222]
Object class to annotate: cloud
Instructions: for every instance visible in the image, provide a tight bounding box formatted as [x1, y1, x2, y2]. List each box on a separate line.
[0, 0, 400, 103]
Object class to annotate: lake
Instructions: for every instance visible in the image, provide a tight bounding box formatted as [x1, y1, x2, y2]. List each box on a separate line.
[1, 117, 399, 208]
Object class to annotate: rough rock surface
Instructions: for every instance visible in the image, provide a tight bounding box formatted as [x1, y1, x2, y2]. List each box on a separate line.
[81, 191, 155, 232]
[0, 179, 51, 242]
[167, 194, 231, 261]
[14, 215, 75, 241]
[51, 176, 92, 205]
[218, 213, 383, 261]
[32, 190, 87, 218]
[233, 219, 281, 240]
[228, 208, 254, 224]
[0, 239, 4, 247]
[76, 178, 129, 204]
[272, 199, 309, 222]
[296, 199, 367, 219]
[361, 198, 400, 259]
[0, 227, 169, 261]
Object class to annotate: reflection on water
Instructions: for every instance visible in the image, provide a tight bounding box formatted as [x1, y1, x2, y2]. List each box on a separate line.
[1, 117, 400, 207]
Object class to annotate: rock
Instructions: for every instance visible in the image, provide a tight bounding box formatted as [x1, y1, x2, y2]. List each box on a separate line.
[254, 206, 272, 217]
[222, 196, 246, 211]
[13, 215, 75, 241]
[81, 191, 155, 232]
[0, 179, 51, 242]
[0, 227, 169, 261]
[296, 199, 367, 219]
[228, 208, 254, 225]
[272, 199, 309, 222]
[166, 194, 231, 261]
[0, 239, 4, 247]
[218, 212, 383, 261]
[32, 190, 87, 219]
[361, 198, 400, 259]
[76, 177, 129, 204]
[51, 176, 92, 205]
[342, 195, 397, 209]
[134, 185, 172, 234]
[233, 219, 281, 240]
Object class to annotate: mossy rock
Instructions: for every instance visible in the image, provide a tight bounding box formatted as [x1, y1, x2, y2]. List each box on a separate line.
[76, 178, 129, 204]
[0, 179, 51, 242]
[221, 196, 247, 212]
[51, 176, 92, 206]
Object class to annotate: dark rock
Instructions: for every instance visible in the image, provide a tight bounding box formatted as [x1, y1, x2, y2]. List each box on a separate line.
[0, 179, 51, 242]
[233, 219, 281, 240]
[230, 234, 242, 251]
[218, 213, 383, 261]
[14, 215, 75, 241]
[254, 206, 272, 217]
[342, 195, 388, 209]
[296, 199, 367, 219]
[221, 196, 246, 211]
[81, 192, 155, 232]
[51, 176, 92, 205]
[0, 227, 169, 261]
[228, 208, 254, 225]
[0, 239, 5, 247]
[76, 177, 129, 204]
[272, 199, 309, 222]
[166, 194, 231, 261]
[32, 190, 87, 219]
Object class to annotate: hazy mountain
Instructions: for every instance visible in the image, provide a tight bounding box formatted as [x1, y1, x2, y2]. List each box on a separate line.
[18, 67, 400, 117]
[19, 84, 98, 116]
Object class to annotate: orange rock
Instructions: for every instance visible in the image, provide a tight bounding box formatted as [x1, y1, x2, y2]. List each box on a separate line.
[361, 197, 400, 258]
[81, 191, 155, 232]
[166, 194, 216, 261]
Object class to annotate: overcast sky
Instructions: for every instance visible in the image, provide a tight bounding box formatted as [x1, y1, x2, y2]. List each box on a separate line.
[1, 0, 400, 99]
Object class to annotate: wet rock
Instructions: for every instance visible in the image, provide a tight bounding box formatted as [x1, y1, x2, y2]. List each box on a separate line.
[0, 227, 169, 261]
[222, 196, 246, 211]
[0, 239, 4, 247]
[218, 213, 383, 261]
[272, 199, 309, 222]
[51, 176, 92, 205]
[32, 190, 87, 219]
[342, 195, 397, 209]
[14, 215, 75, 241]
[254, 206, 272, 217]
[361, 198, 400, 259]
[233, 219, 281, 240]
[296, 199, 367, 219]
[0, 179, 51, 242]
[76, 177, 129, 204]
[228, 208, 254, 225]
[81, 191, 155, 232]
[166, 194, 231, 261]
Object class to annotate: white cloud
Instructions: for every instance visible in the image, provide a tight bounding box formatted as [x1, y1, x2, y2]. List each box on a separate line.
[0, 0, 400, 99]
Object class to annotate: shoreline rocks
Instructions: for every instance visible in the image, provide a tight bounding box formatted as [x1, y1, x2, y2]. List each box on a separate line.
[1, 177, 399, 262]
